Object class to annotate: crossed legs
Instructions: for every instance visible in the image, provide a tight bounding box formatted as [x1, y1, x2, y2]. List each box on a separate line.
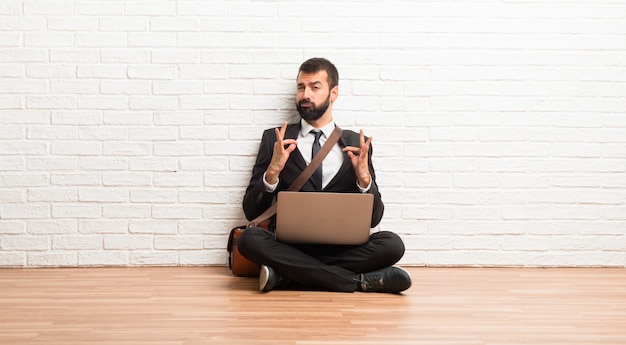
[237, 227, 406, 292]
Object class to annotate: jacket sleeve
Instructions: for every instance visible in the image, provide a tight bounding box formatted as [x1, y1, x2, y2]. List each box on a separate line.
[337, 130, 385, 228]
[366, 144, 385, 228]
[242, 128, 278, 221]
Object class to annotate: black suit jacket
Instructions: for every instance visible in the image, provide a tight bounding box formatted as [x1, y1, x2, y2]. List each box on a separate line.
[243, 122, 384, 230]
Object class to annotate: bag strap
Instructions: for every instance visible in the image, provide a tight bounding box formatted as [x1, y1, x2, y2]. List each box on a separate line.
[247, 125, 343, 227]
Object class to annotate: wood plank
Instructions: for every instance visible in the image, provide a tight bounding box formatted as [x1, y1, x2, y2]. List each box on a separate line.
[1, 267, 625, 345]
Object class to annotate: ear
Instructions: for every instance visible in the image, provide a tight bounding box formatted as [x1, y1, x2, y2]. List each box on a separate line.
[330, 85, 339, 102]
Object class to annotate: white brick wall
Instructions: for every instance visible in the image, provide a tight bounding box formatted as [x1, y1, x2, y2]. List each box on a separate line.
[1, 0, 625, 268]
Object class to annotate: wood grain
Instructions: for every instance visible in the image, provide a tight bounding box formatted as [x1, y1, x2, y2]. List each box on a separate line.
[1, 267, 625, 345]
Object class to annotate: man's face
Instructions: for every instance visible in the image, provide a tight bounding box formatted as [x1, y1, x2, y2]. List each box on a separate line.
[295, 70, 335, 122]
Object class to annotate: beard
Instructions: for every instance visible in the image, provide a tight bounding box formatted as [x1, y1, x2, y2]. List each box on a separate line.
[296, 93, 331, 122]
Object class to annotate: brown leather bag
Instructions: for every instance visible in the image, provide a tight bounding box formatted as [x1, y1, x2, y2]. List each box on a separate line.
[227, 125, 343, 277]
[227, 226, 261, 277]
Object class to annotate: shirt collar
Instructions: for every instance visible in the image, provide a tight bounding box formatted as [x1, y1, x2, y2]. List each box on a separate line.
[300, 118, 336, 138]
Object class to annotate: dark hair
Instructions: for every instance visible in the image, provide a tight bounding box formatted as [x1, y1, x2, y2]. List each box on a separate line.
[298, 57, 339, 89]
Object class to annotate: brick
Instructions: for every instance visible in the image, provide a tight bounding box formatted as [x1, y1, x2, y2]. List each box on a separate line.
[151, 49, 201, 64]
[150, 17, 198, 31]
[103, 142, 151, 156]
[24, 33, 74, 47]
[129, 96, 178, 110]
[79, 220, 129, 234]
[0, 126, 25, 140]
[129, 220, 177, 234]
[129, 157, 178, 171]
[178, 190, 229, 204]
[28, 253, 77, 267]
[125, 1, 175, 16]
[24, 1, 73, 15]
[48, 16, 99, 31]
[101, 49, 150, 63]
[78, 157, 128, 171]
[102, 172, 152, 186]
[78, 188, 128, 203]
[153, 81, 203, 95]
[153, 142, 204, 156]
[52, 235, 101, 250]
[179, 95, 228, 110]
[51, 80, 99, 94]
[75, 33, 126, 47]
[0, 174, 48, 186]
[0, 221, 26, 234]
[0, 32, 21, 47]
[128, 33, 176, 47]
[1, 235, 48, 250]
[75, 2, 123, 15]
[151, 205, 202, 219]
[79, 126, 127, 140]
[0, 79, 47, 93]
[102, 205, 150, 218]
[129, 189, 177, 203]
[0, 188, 25, 204]
[130, 252, 177, 266]
[50, 141, 102, 155]
[50, 49, 100, 63]
[154, 236, 203, 250]
[0, 252, 26, 267]
[78, 252, 128, 266]
[100, 80, 151, 95]
[99, 17, 148, 31]
[128, 65, 177, 79]
[51, 173, 101, 186]
[28, 188, 78, 202]
[52, 205, 101, 219]
[177, 2, 227, 16]
[28, 220, 77, 234]
[103, 111, 153, 125]
[104, 235, 152, 250]
[153, 172, 203, 187]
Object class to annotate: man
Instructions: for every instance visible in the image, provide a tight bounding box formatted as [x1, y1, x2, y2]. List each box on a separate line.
[238, 58, 411, 293]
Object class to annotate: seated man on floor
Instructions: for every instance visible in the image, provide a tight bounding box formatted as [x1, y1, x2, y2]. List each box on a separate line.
[238, 57, 411, 294]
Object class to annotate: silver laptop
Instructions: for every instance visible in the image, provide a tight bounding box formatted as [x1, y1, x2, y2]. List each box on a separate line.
[275, 191, 374, 245]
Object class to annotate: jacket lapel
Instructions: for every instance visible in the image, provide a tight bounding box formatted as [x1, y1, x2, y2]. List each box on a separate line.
[324, 131, 353, 190]
[285, 122, 307, 171]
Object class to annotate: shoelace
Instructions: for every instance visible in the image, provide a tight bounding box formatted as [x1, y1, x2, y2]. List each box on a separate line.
[355, 273, 384, 291]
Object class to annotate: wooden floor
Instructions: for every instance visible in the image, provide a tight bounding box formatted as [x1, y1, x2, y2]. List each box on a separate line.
[1, 266, 625, 345]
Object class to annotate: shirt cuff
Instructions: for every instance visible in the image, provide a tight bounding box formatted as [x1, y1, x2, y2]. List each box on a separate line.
[263, 172, 278, 192]
[357, 179, 372, 193]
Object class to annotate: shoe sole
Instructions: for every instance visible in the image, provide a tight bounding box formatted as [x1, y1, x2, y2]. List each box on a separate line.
[259, 265, 270, 292]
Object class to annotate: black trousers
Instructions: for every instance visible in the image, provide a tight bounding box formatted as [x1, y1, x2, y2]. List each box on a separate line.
[237, 227, 405, 292]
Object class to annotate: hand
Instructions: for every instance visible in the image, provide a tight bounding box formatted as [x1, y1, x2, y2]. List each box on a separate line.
[265, 121, 297, 184]
[342, 129, 372, 188]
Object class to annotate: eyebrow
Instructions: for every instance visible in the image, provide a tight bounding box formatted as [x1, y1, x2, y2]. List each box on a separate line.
[297, 81, 323, 87]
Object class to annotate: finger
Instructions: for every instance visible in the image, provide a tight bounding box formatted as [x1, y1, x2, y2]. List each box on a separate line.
[282, 139, 297, 150]
[275, 128, 282, 143]
[363, 135, 372, 150]
[342, 146, 360, 154]
[285, 143, 297, 153]
[279, 121, 288, 139]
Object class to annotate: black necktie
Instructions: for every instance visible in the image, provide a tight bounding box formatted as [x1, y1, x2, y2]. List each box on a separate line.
[311, 130, 323, 190]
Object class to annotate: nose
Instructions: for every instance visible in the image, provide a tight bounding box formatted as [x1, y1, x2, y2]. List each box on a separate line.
[302, 86, 312, 99]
